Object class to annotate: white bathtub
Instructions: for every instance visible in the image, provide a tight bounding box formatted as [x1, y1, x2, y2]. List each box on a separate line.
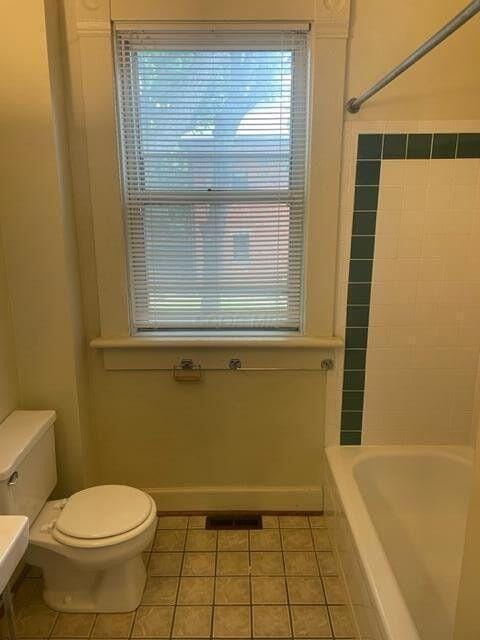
[325, 446, 473, 640]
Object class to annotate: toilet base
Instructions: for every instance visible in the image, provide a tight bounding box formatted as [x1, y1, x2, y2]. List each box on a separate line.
[30, 552, 147, 613]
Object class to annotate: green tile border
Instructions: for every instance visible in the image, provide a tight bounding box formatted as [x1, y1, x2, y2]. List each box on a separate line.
[340, 131, 480, 445]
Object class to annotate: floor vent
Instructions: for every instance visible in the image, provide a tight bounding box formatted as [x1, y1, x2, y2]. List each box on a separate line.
[206, 514, 263, 530]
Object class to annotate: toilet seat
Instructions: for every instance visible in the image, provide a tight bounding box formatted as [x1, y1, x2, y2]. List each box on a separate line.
[51, 485, 156, 549]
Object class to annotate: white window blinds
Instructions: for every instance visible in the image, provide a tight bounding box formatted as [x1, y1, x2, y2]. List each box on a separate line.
[115, 26, 310, 332]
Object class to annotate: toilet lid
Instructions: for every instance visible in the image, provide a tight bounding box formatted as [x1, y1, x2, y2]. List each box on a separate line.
[54, 485, 153, 540]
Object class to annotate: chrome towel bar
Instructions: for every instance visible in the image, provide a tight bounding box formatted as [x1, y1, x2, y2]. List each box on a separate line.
[172, 357, 334, 381]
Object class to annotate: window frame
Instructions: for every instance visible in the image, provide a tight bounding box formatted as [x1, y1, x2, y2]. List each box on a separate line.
[68, 0, 350, 365]
[114, 29, 310, 334]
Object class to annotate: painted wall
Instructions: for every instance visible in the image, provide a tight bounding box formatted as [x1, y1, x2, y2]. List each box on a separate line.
[1, 0, 479, 501]
[346, 0, 480, 121]
[0, 1, 93, 495]
[59, 0, 480, 499]
[59, 0, 329, 506]
[0, 239, 19, 422]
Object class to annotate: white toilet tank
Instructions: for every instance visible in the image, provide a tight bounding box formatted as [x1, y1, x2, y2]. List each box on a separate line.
[0, 410, 57, 523]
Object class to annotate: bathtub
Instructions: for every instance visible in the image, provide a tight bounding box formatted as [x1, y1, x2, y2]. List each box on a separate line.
[324, 446, 473, 640]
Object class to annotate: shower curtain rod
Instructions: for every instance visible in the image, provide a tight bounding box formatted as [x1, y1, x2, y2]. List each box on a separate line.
[346, 0, 480, 113]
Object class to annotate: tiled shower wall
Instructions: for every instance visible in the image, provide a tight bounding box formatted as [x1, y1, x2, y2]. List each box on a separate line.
[326, 122, 480, 446]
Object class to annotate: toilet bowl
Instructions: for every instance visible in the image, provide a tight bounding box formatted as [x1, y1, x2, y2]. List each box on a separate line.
[27, 486, 157, 612]
[0, 410, 157, 613]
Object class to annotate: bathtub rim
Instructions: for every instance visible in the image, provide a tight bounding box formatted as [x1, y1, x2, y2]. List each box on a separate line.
[325, 444, 473, 640]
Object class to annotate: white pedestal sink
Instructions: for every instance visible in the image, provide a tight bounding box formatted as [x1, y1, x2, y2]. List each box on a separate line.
[0, 516, 29, 594]
[0, 516, 28, 640]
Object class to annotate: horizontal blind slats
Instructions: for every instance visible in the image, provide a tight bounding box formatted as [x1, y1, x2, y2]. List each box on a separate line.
[115, 27, 309, 331]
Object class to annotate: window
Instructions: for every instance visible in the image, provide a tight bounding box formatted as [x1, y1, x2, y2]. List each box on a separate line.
[115, 27, 310, 333]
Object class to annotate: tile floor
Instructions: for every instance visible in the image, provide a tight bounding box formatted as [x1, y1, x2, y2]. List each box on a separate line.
[13, 514, 356, 639]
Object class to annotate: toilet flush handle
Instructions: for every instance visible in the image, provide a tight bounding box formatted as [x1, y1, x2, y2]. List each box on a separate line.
[7, 471, 18, 486]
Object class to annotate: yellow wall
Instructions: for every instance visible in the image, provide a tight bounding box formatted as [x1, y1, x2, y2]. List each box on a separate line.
[62, 0, 480, 498]
[0, 239, 19, 422]
[0, 0, 92, 495]
[0, 0, 479, 503]
[346, 0, 480, 120]
[59, 0, 328, 502]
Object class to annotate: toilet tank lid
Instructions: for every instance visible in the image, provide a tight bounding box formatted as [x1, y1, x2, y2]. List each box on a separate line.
[0, 410, 56, 481]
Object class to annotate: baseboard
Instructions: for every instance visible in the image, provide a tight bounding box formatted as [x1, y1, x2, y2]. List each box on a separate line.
[145, 485, 324, 512]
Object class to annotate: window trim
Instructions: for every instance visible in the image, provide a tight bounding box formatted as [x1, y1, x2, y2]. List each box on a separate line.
[69, 0, 350, 362]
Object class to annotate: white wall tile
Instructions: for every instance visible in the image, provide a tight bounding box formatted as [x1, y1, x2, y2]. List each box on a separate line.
[378, 185, 404, 210]
[328, 120, 480, 446]
[426, 184, 453, 210]
[380, 161, 405, 186]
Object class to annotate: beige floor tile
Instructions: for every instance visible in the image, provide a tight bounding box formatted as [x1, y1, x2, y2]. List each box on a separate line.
[132, 606, 174, 638]
[177, 577, 214, 605]
[91, 613, 135, 638]
[261, 516, 279, 529]
[157, 516, 188, 530]
[51, 613, 96, 638]
[309, 515, 327, 528]
[182, 552, 216, 576]
[188, 515, 206, 529]
[316, 552, 338, 576]
[323, 576, 347, 604]
[153, 530, 186, 552]
[216, 552, 250, 576]
[250, 552, 284, 576]
[249, 530, 281, 551]
[290, 605, 332, 638]
[283, 552, 319, 576]
[217, 530, 248, 552]
[328, 605, 355, 637]
[185, 530, 217, 552]
[252, 605, 291, 638]
[287, 577, 325, 604]
[172, 605, 212, 638]
[215, 577, 250, 605]
[142, 577, 179, 605]
[213, 605, 251, 638]
[312, 529, 331, 551]
[251, 577, 287, 604]
[281, 529, 314, 551]
[149, 553, 183, 576]
[15, 603, 58, 638]
[279, 515, 309, 529]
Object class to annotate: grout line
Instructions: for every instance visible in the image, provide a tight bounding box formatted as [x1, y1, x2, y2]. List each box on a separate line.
[168, 522, 186, 639]
[210, 525, 218, 639]
[279, 521, 293, 639]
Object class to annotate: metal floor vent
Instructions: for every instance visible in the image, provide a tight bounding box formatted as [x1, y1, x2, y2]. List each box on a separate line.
[206, 514, 263, 530]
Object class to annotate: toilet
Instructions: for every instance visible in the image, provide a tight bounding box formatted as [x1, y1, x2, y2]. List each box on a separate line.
[0, 410, 157, 612]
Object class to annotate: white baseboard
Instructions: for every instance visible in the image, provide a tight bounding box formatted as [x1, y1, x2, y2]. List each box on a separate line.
[145, 485, 324, 512]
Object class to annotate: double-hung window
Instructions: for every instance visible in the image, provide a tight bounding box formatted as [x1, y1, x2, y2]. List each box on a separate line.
[115, 26, 310, 333]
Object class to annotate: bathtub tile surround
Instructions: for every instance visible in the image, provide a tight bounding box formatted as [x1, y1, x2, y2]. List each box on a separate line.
[15, 514, 356, 639]
[329, 121, 480, 446]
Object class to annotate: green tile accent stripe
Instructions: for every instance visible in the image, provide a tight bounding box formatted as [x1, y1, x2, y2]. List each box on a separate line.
[340, 131, 480, 446]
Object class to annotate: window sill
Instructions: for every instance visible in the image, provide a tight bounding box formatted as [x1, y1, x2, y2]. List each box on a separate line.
[91, 334, 344, 370]
[90, 335, 344, 350]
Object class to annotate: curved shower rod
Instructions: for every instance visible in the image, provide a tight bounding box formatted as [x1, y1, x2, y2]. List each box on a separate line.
[346, 0, 480, 114]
